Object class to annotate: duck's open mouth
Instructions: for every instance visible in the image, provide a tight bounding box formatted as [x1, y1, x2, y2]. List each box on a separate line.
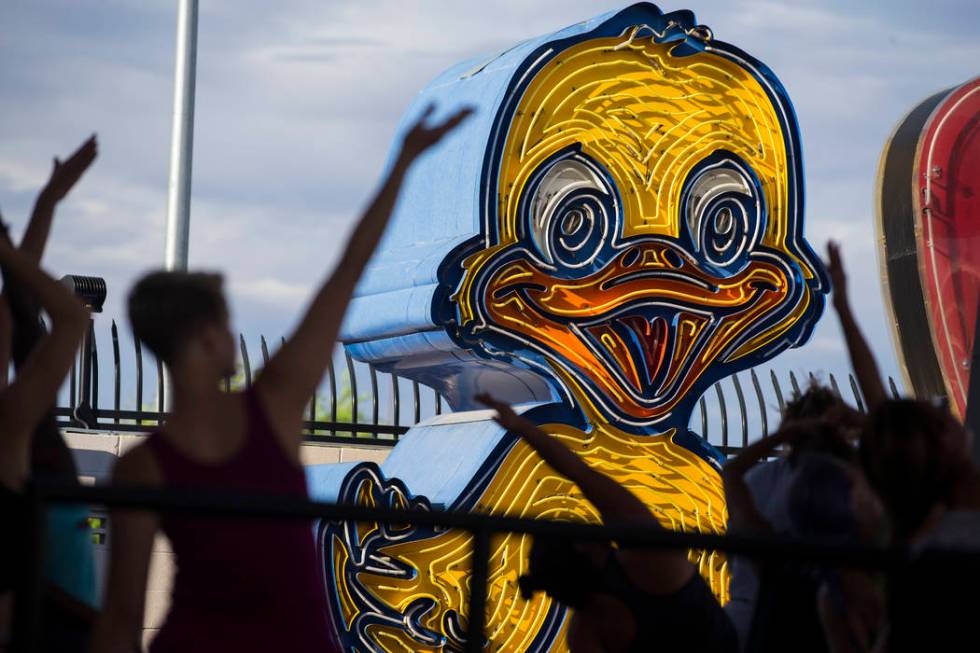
[582, 313, 672, 397]
[476, 242, 793, 421]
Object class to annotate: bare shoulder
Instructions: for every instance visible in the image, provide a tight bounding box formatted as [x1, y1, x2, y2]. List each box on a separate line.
[112, 440, 163, 487]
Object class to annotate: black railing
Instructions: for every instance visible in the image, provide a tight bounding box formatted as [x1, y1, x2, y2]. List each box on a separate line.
[12, 482, 978, 653]
[57, 322, 450, 443]
[56, 322, 903, 452]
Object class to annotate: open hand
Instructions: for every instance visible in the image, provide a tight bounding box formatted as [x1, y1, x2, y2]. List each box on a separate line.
[826, 241, 847, 307]
[399, 105, 474, 161]
[475, 392, 527, 432]
[39, 134, 98, 205]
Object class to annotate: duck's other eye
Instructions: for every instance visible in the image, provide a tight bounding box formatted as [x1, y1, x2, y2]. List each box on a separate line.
[682, 155, 765, 272]
[522, 152, 618, 271]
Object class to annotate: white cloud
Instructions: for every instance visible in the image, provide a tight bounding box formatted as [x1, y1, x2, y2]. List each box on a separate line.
[232, 277, 312, 310]
[0, 156, 50, 193]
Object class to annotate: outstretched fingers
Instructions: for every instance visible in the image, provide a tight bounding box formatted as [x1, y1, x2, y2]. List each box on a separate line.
[432, 106, 474, 136]
[44, 134, 98, 202]
[826, 240, 846, 295]
[415, 103, 436, 124]
[401, 105, 474, 158]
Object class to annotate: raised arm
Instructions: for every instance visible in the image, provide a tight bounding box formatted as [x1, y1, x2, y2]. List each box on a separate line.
[827, 241, 886, 410]
[256, 106, 472, 444]
[721, 428, 797, 534]
[475, 393, 655, 524]
[724, 425, 796, 478]
[0, 139, 95, 375]
[476, 393, 696, 593]
[0, 226, 46, 368]
[21, 135, 98, 264]
[0, 228, 88, 489]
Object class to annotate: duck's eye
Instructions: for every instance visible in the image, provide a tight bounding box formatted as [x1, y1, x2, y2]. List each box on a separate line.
[524, 154, 616, 271]
[682, 156, 765, 271]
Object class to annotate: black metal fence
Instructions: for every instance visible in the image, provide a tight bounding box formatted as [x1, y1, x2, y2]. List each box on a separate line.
[56, 322, 902, 452]
[57, 322, 449, 444]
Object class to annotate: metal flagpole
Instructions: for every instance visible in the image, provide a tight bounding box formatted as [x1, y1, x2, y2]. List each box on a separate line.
[162, 0, 199, 410]
[164, 0, 198, 271]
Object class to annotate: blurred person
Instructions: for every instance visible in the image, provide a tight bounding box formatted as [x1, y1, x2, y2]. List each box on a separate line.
[91, 106, 471, 653]
[0, 135, 101, 652]
[830, 227, 980, 650]
[723, 384, 861, 649]
[476, 392, 737, 653]
[862, 399, 979, 541]
[725, 420, 887, 653]
[0, 219, 90, 648]
[862, 399, 980, 652]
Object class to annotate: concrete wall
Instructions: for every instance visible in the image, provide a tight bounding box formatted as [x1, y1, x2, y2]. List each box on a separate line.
[64, 430, 391, 647]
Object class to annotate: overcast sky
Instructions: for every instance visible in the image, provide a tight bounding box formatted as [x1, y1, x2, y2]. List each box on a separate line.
[2, 0, 979, 405]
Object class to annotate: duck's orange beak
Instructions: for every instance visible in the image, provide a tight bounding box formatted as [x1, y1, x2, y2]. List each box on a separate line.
[480, 240, 791, 423]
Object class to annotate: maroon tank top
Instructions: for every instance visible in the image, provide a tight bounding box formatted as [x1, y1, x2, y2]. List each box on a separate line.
[144, 388, 337, 653]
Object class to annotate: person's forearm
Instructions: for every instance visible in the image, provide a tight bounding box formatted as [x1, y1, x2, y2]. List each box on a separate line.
[511, 418, 593, 481]
[511, 418, 657, 522]
[1, 247, 47, 368]
[348, 155, 410, 245]
[21, 193, 56, 264]
[835, 297, 886, 409]
[332, 156, 410, 285]
[724, 428, 792, 476]
[723, 470, 773, 534]
[302, 155, 411, 342]
[723, 427, 779, 534]
[0, 228, 44, 353]
[7, 290, 45, 369]
[0, 246, 86, 326]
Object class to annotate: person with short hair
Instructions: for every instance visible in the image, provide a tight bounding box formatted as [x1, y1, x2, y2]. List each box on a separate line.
[862, 398, 980, 652]
[725, 420, 888, 653]
[91, 105, 471, 653]
[723, 384, 862, 650]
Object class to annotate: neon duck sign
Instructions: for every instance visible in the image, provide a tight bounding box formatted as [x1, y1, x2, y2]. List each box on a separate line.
[310, 4, 827, 651]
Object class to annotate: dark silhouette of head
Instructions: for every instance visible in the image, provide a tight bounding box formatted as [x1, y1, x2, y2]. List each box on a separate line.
[788, 453, 882, 543]
[861, 399, 967, 538]
[779, 386, 860, 466]
[782, 384, 845, 424]
[786, 421, 856, 468]
[128, 271, 236, 378]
